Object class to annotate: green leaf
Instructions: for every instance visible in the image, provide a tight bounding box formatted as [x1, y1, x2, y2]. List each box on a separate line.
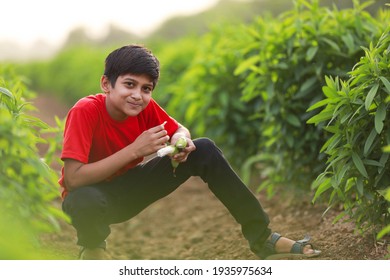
[320, 134, 340, 153]
[356, 178, 364, 196]
[365, 83, 379, 111]
[286, 114, 301, 127]
[0, 87, 13, 98]
[323, 86, 339, 98]
[333, 211, 347, 224]
[379, 76, 390, 93]
[352, 152, 368, 178]
[379, 153, 389, 173]
[307, 110, 334, 125]
[307, 98, 331, 112]
[341, 33, 355, 54]
[312, 177, 332, 202]
[294, 77, 317, 99]
[321, 37, 341, 52]
[363, 159, 383, 167]
[306, 46, 318, 61]
[234, 56, 260, 75]
[377, 225, 390, 239]
[363, 128, 377, 156]
[375, 102, 386, 134]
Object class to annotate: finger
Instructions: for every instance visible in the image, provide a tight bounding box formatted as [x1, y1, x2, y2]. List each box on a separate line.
[155, 130, 169, 140]
[149, 121, 168, 133]
[183, 145, 195, 153]
[172, 151, 189, 161]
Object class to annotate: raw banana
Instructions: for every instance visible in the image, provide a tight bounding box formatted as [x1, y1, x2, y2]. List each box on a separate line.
[157, 136, 187, 176]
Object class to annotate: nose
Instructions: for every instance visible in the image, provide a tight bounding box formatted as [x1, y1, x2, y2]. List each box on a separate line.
[130, 88, 142, 100]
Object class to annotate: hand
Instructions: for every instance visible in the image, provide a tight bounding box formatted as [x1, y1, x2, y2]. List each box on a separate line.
[170, 133, 196, 163]
[132, 123, 170, 157]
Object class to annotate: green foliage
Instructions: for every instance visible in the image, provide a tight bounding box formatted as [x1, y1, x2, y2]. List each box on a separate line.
[152, 37, 200, 107]
[0, 66, 68, 259]
[163, 25, 260, 166]
[237, 0, 388, 194]
[10, 2, 390, 241]
[20, 46, 107, 105]
[308, 27, 390, 233]
[377, 188, 390, 240]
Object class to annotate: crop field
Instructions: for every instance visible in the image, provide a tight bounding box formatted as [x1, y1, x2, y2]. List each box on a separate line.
[1, 0, 389, 261]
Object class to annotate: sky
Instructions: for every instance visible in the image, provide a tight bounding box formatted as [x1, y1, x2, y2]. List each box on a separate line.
[1, 0, 219, 48]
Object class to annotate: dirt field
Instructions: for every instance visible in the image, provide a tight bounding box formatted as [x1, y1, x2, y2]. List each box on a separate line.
[33, 95, 389, 260]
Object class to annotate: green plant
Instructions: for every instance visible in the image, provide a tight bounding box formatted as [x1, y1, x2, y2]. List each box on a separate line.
[152, 37, 200, 107]
[307, 26, 390, 233]
[164, 24, 260, 167]
[19, 46, 107, 106]
[237, 0, 388, 195]
[0, 66, 68, 258]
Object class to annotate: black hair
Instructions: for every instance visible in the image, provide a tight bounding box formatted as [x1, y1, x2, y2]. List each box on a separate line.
[104, 44, 160, 88]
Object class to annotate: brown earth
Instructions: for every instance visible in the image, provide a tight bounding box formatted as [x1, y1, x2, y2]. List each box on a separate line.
[33, 95, 389, 260]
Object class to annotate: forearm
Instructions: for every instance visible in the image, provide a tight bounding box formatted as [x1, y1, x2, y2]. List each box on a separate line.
[64, 122, 169, 190]
[173, 124, 191, 139]
[64, 145, 139, 190]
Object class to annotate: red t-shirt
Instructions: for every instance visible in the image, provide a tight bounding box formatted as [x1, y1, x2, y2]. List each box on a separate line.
[58, 93, 179, 198]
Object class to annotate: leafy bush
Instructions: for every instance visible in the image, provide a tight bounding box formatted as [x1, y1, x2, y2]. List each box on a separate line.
[307, 26, 390, 233]
[152, 37, 200, 107]
[0, 66, 67, 258]
[164, 25, 260, 166]
[20, 46, 107, 106]
[237, 0, 389, 194]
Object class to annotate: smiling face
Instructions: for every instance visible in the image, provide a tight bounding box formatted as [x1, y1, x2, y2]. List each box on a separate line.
[101, 73, 154, 121]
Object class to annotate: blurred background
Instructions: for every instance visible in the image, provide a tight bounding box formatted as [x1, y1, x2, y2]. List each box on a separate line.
[1, 0, 390, 259]
[1, 0, 387, 61]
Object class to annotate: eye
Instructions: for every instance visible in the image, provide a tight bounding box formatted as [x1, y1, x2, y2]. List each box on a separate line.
[125, 82, 135, 87]
[142, 86, 152, 93]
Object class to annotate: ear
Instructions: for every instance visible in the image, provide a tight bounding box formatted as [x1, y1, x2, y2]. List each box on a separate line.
[100, 75, 111, 93]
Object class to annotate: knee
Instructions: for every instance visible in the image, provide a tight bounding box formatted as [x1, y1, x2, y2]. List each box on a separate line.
[63, 187, 107, 218]
[193, 137, 218, 152]
[192, 138, 223, 160]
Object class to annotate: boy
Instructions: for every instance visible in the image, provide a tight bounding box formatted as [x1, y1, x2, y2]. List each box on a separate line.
[59, 44, 320, 260]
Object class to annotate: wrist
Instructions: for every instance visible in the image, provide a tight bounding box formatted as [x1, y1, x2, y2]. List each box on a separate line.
[173, 132, 186, 138]
[127, 144, 142, 161]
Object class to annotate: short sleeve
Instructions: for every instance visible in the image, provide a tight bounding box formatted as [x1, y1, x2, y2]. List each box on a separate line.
[141, 99, 179, 137]
[61, 105, 98, 163]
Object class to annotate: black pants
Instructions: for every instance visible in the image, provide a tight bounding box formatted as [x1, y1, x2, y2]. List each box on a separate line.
[62, 138, 270, 255]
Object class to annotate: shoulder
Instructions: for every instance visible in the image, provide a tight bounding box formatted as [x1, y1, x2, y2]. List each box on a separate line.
[144, 98, 164, 112]
[70, 94, 105, 115]
[73, 94, 105, 110]
[66, 94, 105, 125]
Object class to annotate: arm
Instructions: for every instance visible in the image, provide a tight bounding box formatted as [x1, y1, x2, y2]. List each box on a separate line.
[64, 123, 169, 191]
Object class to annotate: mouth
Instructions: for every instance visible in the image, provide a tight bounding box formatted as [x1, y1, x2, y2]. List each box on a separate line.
[127, 101, 142, 108]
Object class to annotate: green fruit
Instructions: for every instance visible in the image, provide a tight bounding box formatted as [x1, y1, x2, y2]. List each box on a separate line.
[175, 136, 187, 149]
[171, 159, 180, 169]
[171, 136, 187, 176]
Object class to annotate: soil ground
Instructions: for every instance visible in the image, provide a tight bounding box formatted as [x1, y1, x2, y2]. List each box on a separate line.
[33, 95, 389, 260]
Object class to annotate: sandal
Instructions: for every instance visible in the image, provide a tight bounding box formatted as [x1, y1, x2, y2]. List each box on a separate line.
[257, 232, 321, 260]
[78, 240, 107, 260]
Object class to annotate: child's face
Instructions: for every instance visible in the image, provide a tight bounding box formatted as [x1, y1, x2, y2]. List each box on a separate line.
[102, 73, 154, 120]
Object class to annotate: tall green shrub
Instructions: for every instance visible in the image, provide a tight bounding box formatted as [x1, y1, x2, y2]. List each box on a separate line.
[164, 25, 259, 166]
[307, 27, 390, 233]
[20, 46, 107, 105]
[237, 0, 388, 194]
[152, 37, 199, 107]
[0, 66, 67, 258]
